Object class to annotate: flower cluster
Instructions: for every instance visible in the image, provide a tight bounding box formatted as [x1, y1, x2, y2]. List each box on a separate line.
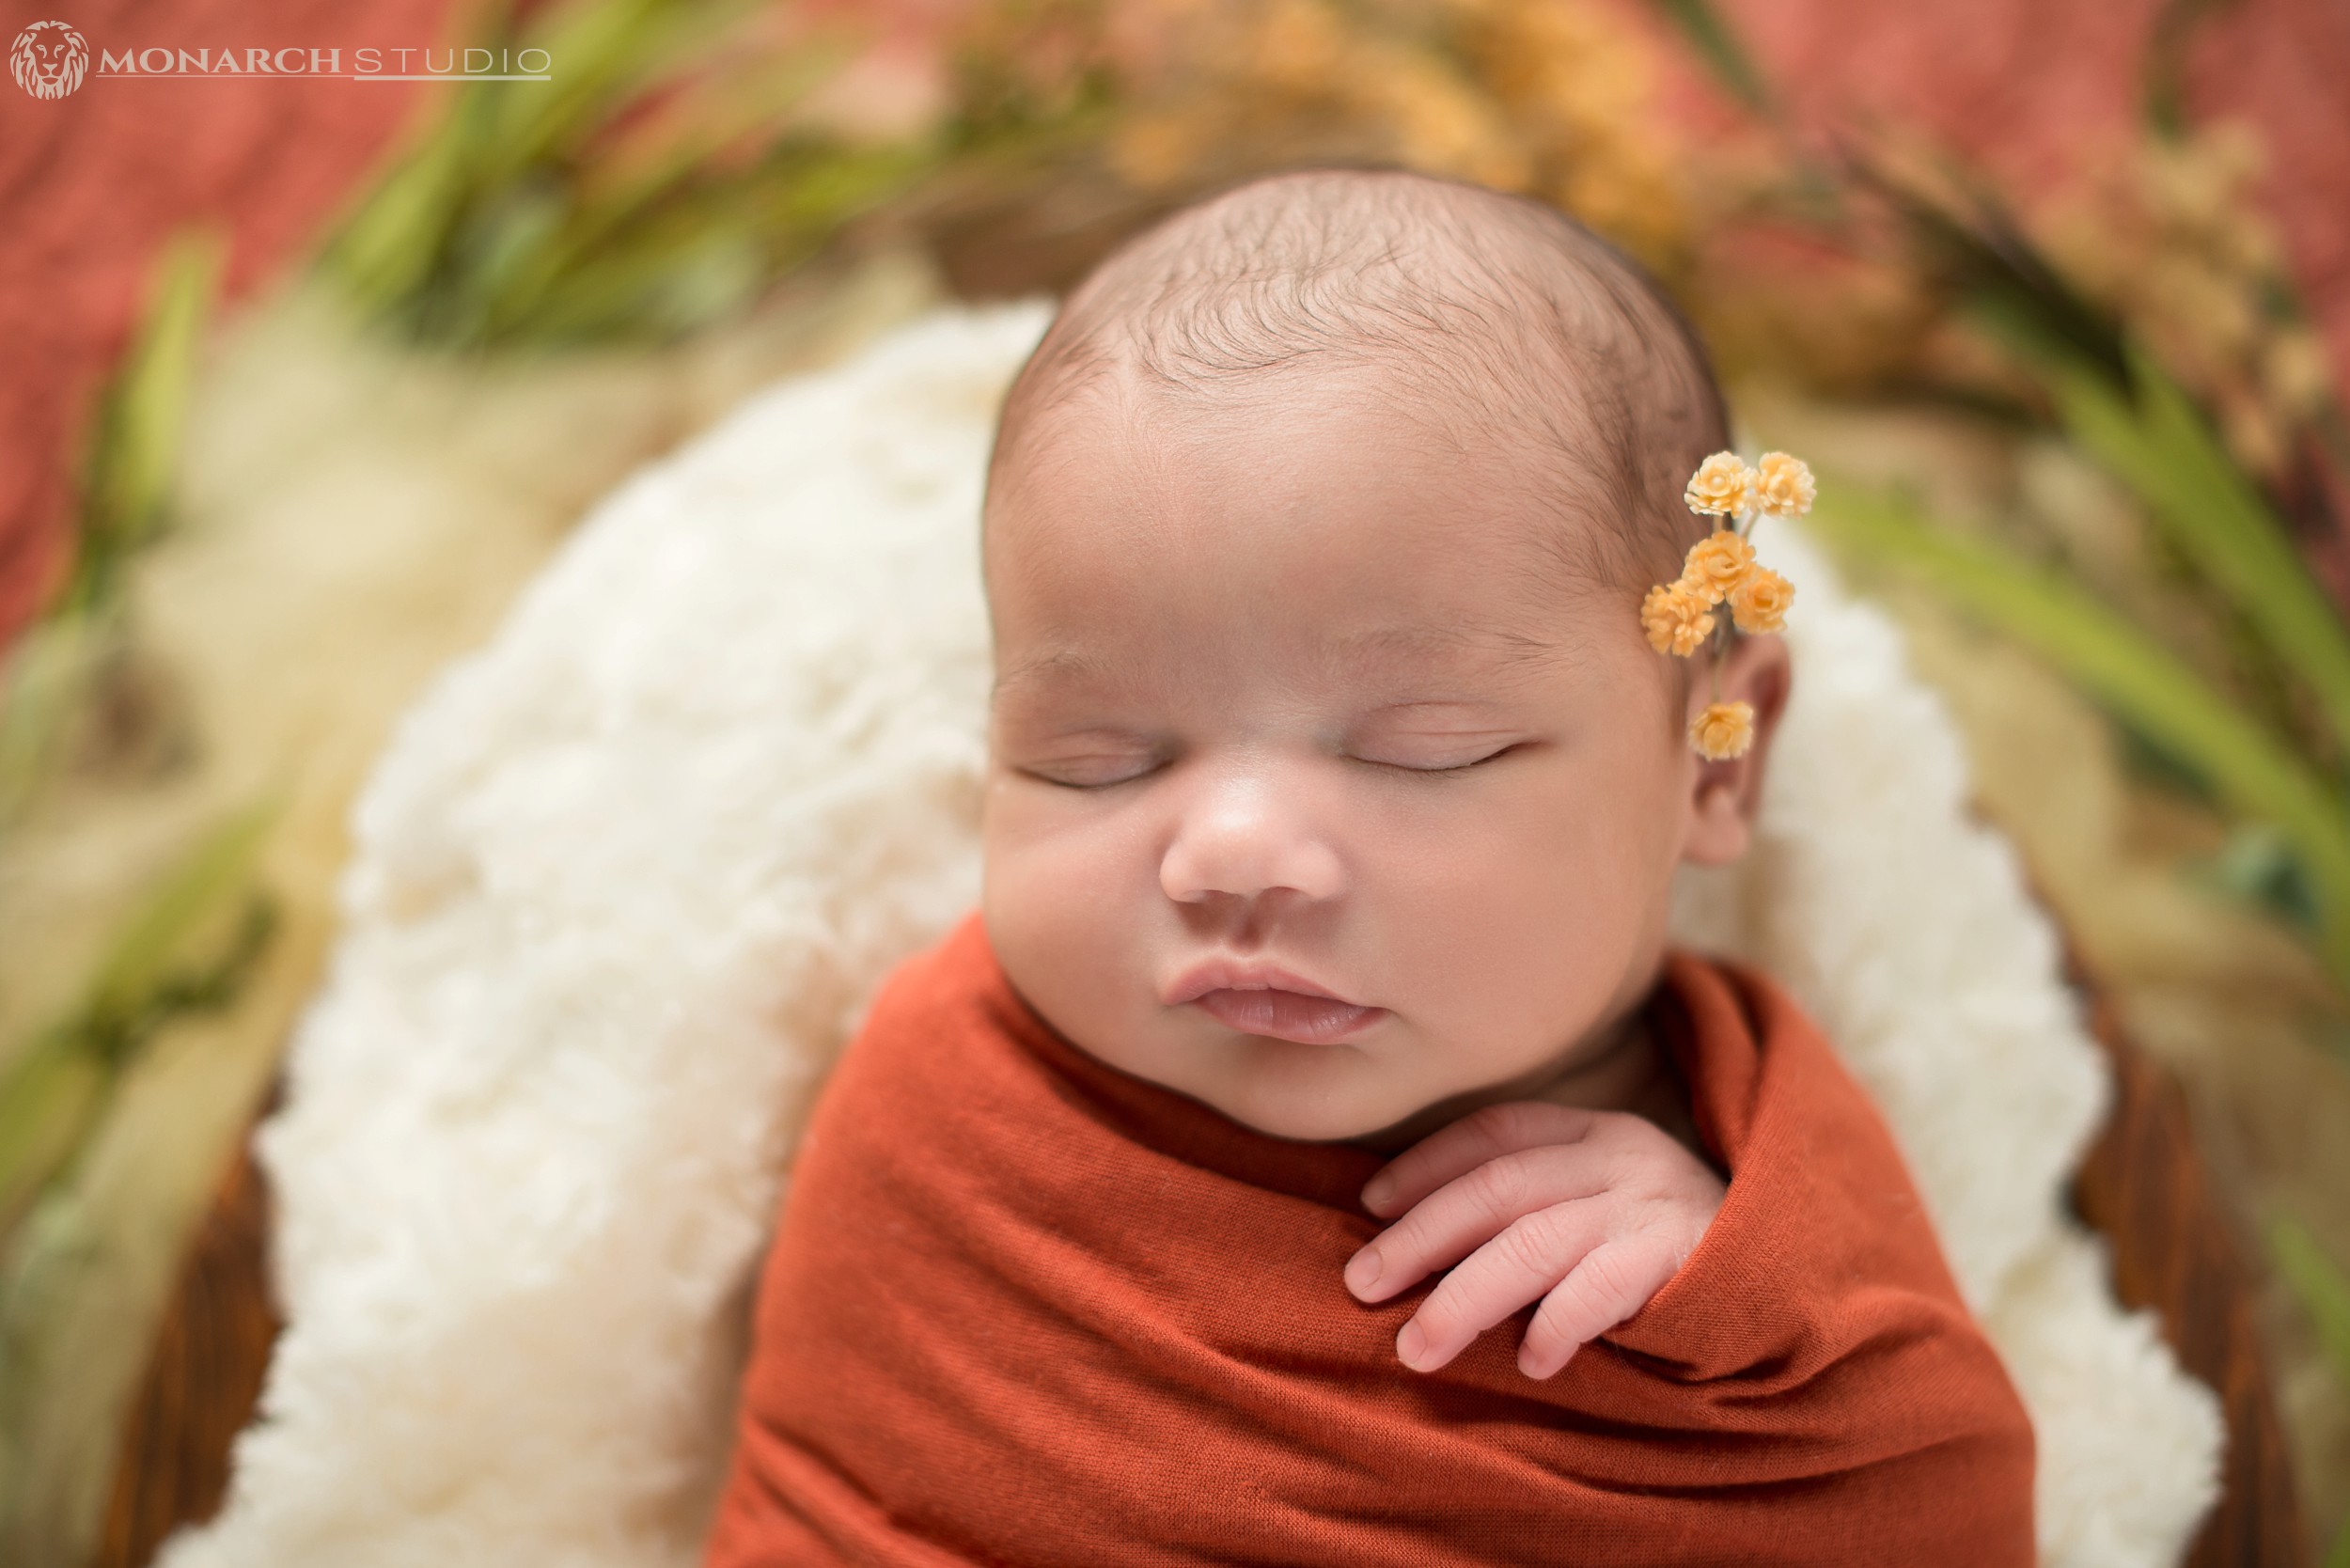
[1640, 450, 1811, 760]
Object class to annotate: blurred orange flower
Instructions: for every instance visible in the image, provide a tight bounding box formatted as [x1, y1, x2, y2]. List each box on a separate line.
[1641, 582, 1716, 655]
[1689, 700, 1755, 760]
[1683, 452, 1750, 518]
[1729, 566, 1794, 634]
[1681, 528, 1755, 604]
[1749, 451, 1815, 518]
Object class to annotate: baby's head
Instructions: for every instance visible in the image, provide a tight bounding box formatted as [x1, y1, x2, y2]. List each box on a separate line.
[979, 168, 1790, 1146]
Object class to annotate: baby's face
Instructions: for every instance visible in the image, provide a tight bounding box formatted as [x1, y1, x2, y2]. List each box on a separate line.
[981, 368, 1747, 1145]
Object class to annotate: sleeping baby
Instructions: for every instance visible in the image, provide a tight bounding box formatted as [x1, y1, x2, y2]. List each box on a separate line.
[704, 168, 2035, 1564]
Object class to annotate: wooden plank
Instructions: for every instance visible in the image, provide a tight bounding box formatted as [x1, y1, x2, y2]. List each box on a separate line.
[93, 1141, 277, 1568]
[2070, 980, 2311, 1566]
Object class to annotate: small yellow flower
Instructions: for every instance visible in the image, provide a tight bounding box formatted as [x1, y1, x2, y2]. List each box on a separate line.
[1640, 582, 1715, 656]
[1689, 700, 1754, 760]
[1680, 529, 1754, 605]
[1749, 452, 1816, 517]
[2262, 330, 2334, 416]
[1728, 566, 1794, 634]
[1684, 451, 1751, 517]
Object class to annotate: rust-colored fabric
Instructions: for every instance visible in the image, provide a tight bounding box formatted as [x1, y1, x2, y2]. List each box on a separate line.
[705, 909, 2035, 1566]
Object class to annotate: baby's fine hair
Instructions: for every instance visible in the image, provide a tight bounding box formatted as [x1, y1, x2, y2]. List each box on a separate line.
[989, 165, 1732, 601]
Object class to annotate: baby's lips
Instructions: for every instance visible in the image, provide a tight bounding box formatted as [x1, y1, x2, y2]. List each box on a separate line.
[1162, 954, 1361, 1008]
[1190, 987, 1385, 1045]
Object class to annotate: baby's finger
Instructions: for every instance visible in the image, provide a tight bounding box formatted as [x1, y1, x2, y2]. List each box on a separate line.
[1515, 1234, 1684, 1380]
[1360, 1101, 1600, 1219]
[1393, 1202, 1607, 1374]
[1344, 1144, 1613, 1303]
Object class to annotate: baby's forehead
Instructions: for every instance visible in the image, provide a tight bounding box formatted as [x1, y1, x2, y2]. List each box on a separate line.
[1033, 212, 1600, 447]
[987, 410, 1630, 718]
[986, 170, 1725, 601]
[988, 353, 1646, 627]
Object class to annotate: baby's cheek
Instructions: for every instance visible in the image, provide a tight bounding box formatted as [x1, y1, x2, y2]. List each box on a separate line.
[1380, 799, 1659, 1064]
[983, 824, 1127, 1011]
[984, 778, 1149, 918]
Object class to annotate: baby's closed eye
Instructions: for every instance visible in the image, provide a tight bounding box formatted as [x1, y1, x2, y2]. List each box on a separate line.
[1349, 739, 1528, 773]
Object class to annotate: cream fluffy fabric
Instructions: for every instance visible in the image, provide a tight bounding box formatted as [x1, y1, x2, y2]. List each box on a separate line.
[164, 304, 2222, 1568]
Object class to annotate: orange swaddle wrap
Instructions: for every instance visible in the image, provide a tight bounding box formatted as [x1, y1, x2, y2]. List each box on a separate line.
[705, 912, 2034, 1565]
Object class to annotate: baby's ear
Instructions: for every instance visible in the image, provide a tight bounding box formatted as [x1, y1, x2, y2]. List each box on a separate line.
[1679, 635, 1793, 867]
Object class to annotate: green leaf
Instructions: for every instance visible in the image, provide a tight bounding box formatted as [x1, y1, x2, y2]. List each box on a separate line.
[1881, 165, 2350, 759]
[2042, 345, 2350, 754]
[0, 1040, 105, 1241]
[0, 616, 106, 822]
[1809, 482, 2350, 985]
[0, 806, 279, 1249]
[78, 802, 278, 1056]
[321, 0, 882, 349]
[1651, 0, 1773, 115]
[480, 0, 750, 179]
[1857, 155, 2133, 395]
[2206, 823, 2321, 933]
[2270, 1214, 2350, 1395]
[327, 126, 475, 312]
[65, 230, 223, 619]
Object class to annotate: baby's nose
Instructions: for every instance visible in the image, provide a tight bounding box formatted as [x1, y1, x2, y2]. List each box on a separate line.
[1159, 776, 1345, 906]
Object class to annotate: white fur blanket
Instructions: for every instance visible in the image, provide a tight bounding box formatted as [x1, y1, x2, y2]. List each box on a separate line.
[164, 305, 2223, 1568]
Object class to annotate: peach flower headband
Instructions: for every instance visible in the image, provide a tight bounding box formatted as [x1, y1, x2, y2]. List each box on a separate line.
[1639, 450, 1810, 760]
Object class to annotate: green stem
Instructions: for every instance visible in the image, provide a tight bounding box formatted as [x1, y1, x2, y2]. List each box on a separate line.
[1810, 483, 2350, 988]
[2043, 346, 2350, 757]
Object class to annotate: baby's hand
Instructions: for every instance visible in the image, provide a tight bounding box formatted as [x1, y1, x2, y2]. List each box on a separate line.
[1344, 1102, 1725, 1380]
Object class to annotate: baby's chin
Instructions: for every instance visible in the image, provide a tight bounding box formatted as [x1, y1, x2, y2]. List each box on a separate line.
[1164, 1036, 1432, 1145]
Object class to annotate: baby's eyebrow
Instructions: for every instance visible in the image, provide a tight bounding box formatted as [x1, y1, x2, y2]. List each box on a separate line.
[1322, 623, 1590, 702]
[993, 648, 1127, 699]
[1330, 623, 1575, 676]
[992, 623, 1577, 704]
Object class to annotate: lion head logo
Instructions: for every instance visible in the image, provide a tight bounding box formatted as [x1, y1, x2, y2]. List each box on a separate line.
[11, 21, 88, 100]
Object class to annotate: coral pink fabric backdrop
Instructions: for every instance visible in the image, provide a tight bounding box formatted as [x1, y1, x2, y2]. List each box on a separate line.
[0, 0, 447, 649]
[0, 0, 2345, 654]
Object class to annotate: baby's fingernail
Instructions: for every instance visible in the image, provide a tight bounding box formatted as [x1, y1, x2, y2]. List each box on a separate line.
[1397, 1319, 1427, 1370]
[1521, 1341, 1576, 1380]
[1344, 1247, 1383, 1296]
[1361, 1174, 1394, 1212]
